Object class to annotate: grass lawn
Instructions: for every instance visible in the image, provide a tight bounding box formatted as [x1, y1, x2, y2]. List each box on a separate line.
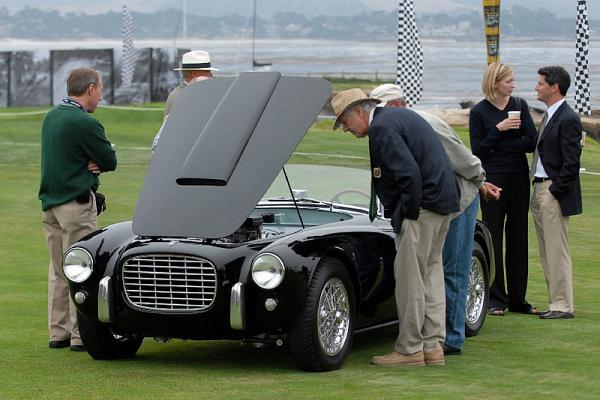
[1, 105, 599, 399]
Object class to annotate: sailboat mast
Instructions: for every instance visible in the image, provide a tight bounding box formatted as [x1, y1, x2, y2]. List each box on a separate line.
[182, 0, 187, 39]
[251, 0, 271, 69]
[252, 0, 257, 63]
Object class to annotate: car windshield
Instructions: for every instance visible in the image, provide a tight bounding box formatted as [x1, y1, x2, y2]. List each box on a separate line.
[263, 164, 371, 208]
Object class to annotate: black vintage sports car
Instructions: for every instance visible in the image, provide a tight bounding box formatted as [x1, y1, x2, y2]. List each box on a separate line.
[63, 72, 494, 371]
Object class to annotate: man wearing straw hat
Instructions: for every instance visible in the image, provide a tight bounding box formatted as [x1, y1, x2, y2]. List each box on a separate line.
[163, 50, 218, 118]
[153, 51, 218, 152]
[331, 88, 460, 367]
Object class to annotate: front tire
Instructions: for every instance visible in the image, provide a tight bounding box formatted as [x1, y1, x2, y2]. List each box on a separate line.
[289, 258, 355, 371]
[465, 242, 490, 337]
[78, 312, 143, 359]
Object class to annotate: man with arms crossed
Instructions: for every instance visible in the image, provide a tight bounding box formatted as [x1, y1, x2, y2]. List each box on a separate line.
[531, 66, 582, 320]
[331, 88, 460, 367]
[39, 68, 117, 351]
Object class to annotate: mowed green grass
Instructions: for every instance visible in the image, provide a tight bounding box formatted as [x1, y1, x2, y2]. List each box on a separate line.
[1, 106, 599, 400]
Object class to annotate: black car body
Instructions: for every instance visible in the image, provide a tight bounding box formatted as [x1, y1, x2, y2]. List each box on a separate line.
[64, 73, 494, 371]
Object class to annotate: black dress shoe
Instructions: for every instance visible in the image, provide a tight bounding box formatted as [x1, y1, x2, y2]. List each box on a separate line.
[538, 309, 551, 317]
[70, 344, 86, 352]
[442, 344, 462, 355]
[539, 310, 574, 319]
[508, 304, 539, 315]
[49, 339, 70, 349]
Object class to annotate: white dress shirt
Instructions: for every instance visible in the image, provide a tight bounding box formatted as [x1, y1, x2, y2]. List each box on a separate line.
[535, 98, 566, 178]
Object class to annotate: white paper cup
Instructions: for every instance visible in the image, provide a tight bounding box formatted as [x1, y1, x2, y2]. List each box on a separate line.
[508, 111, 521, 119]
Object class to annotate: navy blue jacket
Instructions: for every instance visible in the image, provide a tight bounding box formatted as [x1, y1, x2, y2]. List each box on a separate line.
[368, 107, 460, 232]
[536, 101, 583, 216]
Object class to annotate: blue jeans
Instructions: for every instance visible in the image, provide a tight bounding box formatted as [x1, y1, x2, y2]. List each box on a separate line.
[443, 195, 479, 350]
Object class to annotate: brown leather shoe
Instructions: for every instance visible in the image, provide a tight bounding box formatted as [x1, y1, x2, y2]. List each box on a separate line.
[424, 343, 445, 366]
[371, 350, 425, 367]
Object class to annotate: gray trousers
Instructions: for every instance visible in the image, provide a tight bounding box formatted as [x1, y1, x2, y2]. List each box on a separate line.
[393, 209, 451, 355]
[42, 195, 96, 346]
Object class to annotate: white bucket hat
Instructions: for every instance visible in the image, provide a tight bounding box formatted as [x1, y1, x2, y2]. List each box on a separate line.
[174, 50, 219, 71]
[369, 84, 405, 104]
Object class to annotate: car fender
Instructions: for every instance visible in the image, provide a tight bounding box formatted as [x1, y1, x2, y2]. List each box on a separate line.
[474, 220, 495, 287]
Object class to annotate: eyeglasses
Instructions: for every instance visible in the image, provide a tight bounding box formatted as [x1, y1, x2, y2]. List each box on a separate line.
[339, 109, 355, 130]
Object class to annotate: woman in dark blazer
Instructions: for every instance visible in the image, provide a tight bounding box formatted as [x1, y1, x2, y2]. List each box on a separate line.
[469, 63, 537, 315]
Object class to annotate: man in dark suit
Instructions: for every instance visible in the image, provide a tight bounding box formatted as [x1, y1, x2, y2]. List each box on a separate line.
[531, 66, 583, 319]
[331, 88, 460, 367]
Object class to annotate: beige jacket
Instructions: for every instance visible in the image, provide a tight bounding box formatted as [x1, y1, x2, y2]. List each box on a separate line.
[416, 110, 486, 214]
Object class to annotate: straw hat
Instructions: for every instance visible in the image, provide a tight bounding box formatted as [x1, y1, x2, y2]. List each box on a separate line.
[174, 50, 219, 71]
[369, 84, 405, 104]
[331, 88, 380, 130]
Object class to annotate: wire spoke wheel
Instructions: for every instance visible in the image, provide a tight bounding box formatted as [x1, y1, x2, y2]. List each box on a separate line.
[465, 242, 489, 337]
[289, 258, 355, 371]
[466, 256, 485, 326]
[317, 277, 350, 356]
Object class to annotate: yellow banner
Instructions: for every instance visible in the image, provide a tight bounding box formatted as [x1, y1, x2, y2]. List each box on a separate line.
[483, 0, 501, 64]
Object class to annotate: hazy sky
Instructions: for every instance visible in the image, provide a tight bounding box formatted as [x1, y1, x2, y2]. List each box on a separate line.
[0, 0, 596, 18]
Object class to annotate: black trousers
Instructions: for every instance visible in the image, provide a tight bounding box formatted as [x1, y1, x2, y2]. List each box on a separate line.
[481, 172, 531, 310]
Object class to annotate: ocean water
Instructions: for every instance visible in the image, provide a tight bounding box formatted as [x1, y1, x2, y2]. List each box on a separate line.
[1, 38, 598, 109]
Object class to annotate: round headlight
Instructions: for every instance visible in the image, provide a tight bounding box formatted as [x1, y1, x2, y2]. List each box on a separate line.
[251, 253, 285, 289]
[62, 248, 94, 283]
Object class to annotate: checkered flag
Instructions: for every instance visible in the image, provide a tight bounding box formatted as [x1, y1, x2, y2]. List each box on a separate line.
[396, 0, 424, 107]
[575, 0, 591, 115]
[121, 5, 136, 89]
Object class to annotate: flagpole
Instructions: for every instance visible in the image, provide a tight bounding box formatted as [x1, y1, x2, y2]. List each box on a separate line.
[482, 0, 501, 64]
[396, 0, 423, 107]
[575, 0, 591, 116]
[121, 5, 136, 89]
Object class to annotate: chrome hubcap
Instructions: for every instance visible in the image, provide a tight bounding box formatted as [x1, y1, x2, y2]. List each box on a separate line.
[317, 277, 350, 356]
[466, 256, 485, 325]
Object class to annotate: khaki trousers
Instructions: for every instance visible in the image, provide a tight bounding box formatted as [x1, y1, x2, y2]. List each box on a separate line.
[42, 195, 96, 346]
[530, 180, 573, 313]
[394, 209, 451, 355]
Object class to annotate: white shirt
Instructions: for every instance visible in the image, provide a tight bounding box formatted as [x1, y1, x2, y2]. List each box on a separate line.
[535, 98, 565, 178]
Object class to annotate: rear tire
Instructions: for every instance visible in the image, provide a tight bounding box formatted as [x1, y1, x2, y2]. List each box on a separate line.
[78, 312, 143, 359]
[289, 258, 355, 371]
[465, 242, 489, 337]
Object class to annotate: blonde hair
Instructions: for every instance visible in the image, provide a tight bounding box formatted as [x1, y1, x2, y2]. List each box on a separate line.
[482, 63, 513, 100]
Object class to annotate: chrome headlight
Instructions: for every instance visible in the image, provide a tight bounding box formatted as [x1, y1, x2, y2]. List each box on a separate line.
[251, 253, 285, 289]
[62, 248, 94, 283]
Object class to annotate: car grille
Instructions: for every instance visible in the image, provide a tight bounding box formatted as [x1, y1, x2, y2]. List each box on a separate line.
[121, 254, 217, 313]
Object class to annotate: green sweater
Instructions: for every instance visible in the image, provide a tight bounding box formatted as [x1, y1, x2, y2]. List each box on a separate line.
[38, 104, 117, 211]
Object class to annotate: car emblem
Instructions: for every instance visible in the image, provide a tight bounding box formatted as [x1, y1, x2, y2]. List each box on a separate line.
[373, 167, 382, 179]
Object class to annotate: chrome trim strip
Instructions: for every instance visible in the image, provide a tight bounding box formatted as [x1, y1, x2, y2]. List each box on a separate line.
[354, 320, 397, 334]
[98, 276, 113, 323]
[230, 282, 245, 330]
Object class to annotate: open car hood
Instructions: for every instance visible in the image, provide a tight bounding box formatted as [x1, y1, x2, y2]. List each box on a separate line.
[132, 72, 332, 238]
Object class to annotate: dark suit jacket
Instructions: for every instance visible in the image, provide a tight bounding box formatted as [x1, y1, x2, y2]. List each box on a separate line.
[368, 107, 460, 232]
[536, 101, 583, 216]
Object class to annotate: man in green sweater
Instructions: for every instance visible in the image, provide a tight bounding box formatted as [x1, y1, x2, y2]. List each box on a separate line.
[38, 68, 117, 352]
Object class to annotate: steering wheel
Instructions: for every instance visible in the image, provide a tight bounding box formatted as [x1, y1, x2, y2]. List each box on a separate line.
[330, 189, 370, 204]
